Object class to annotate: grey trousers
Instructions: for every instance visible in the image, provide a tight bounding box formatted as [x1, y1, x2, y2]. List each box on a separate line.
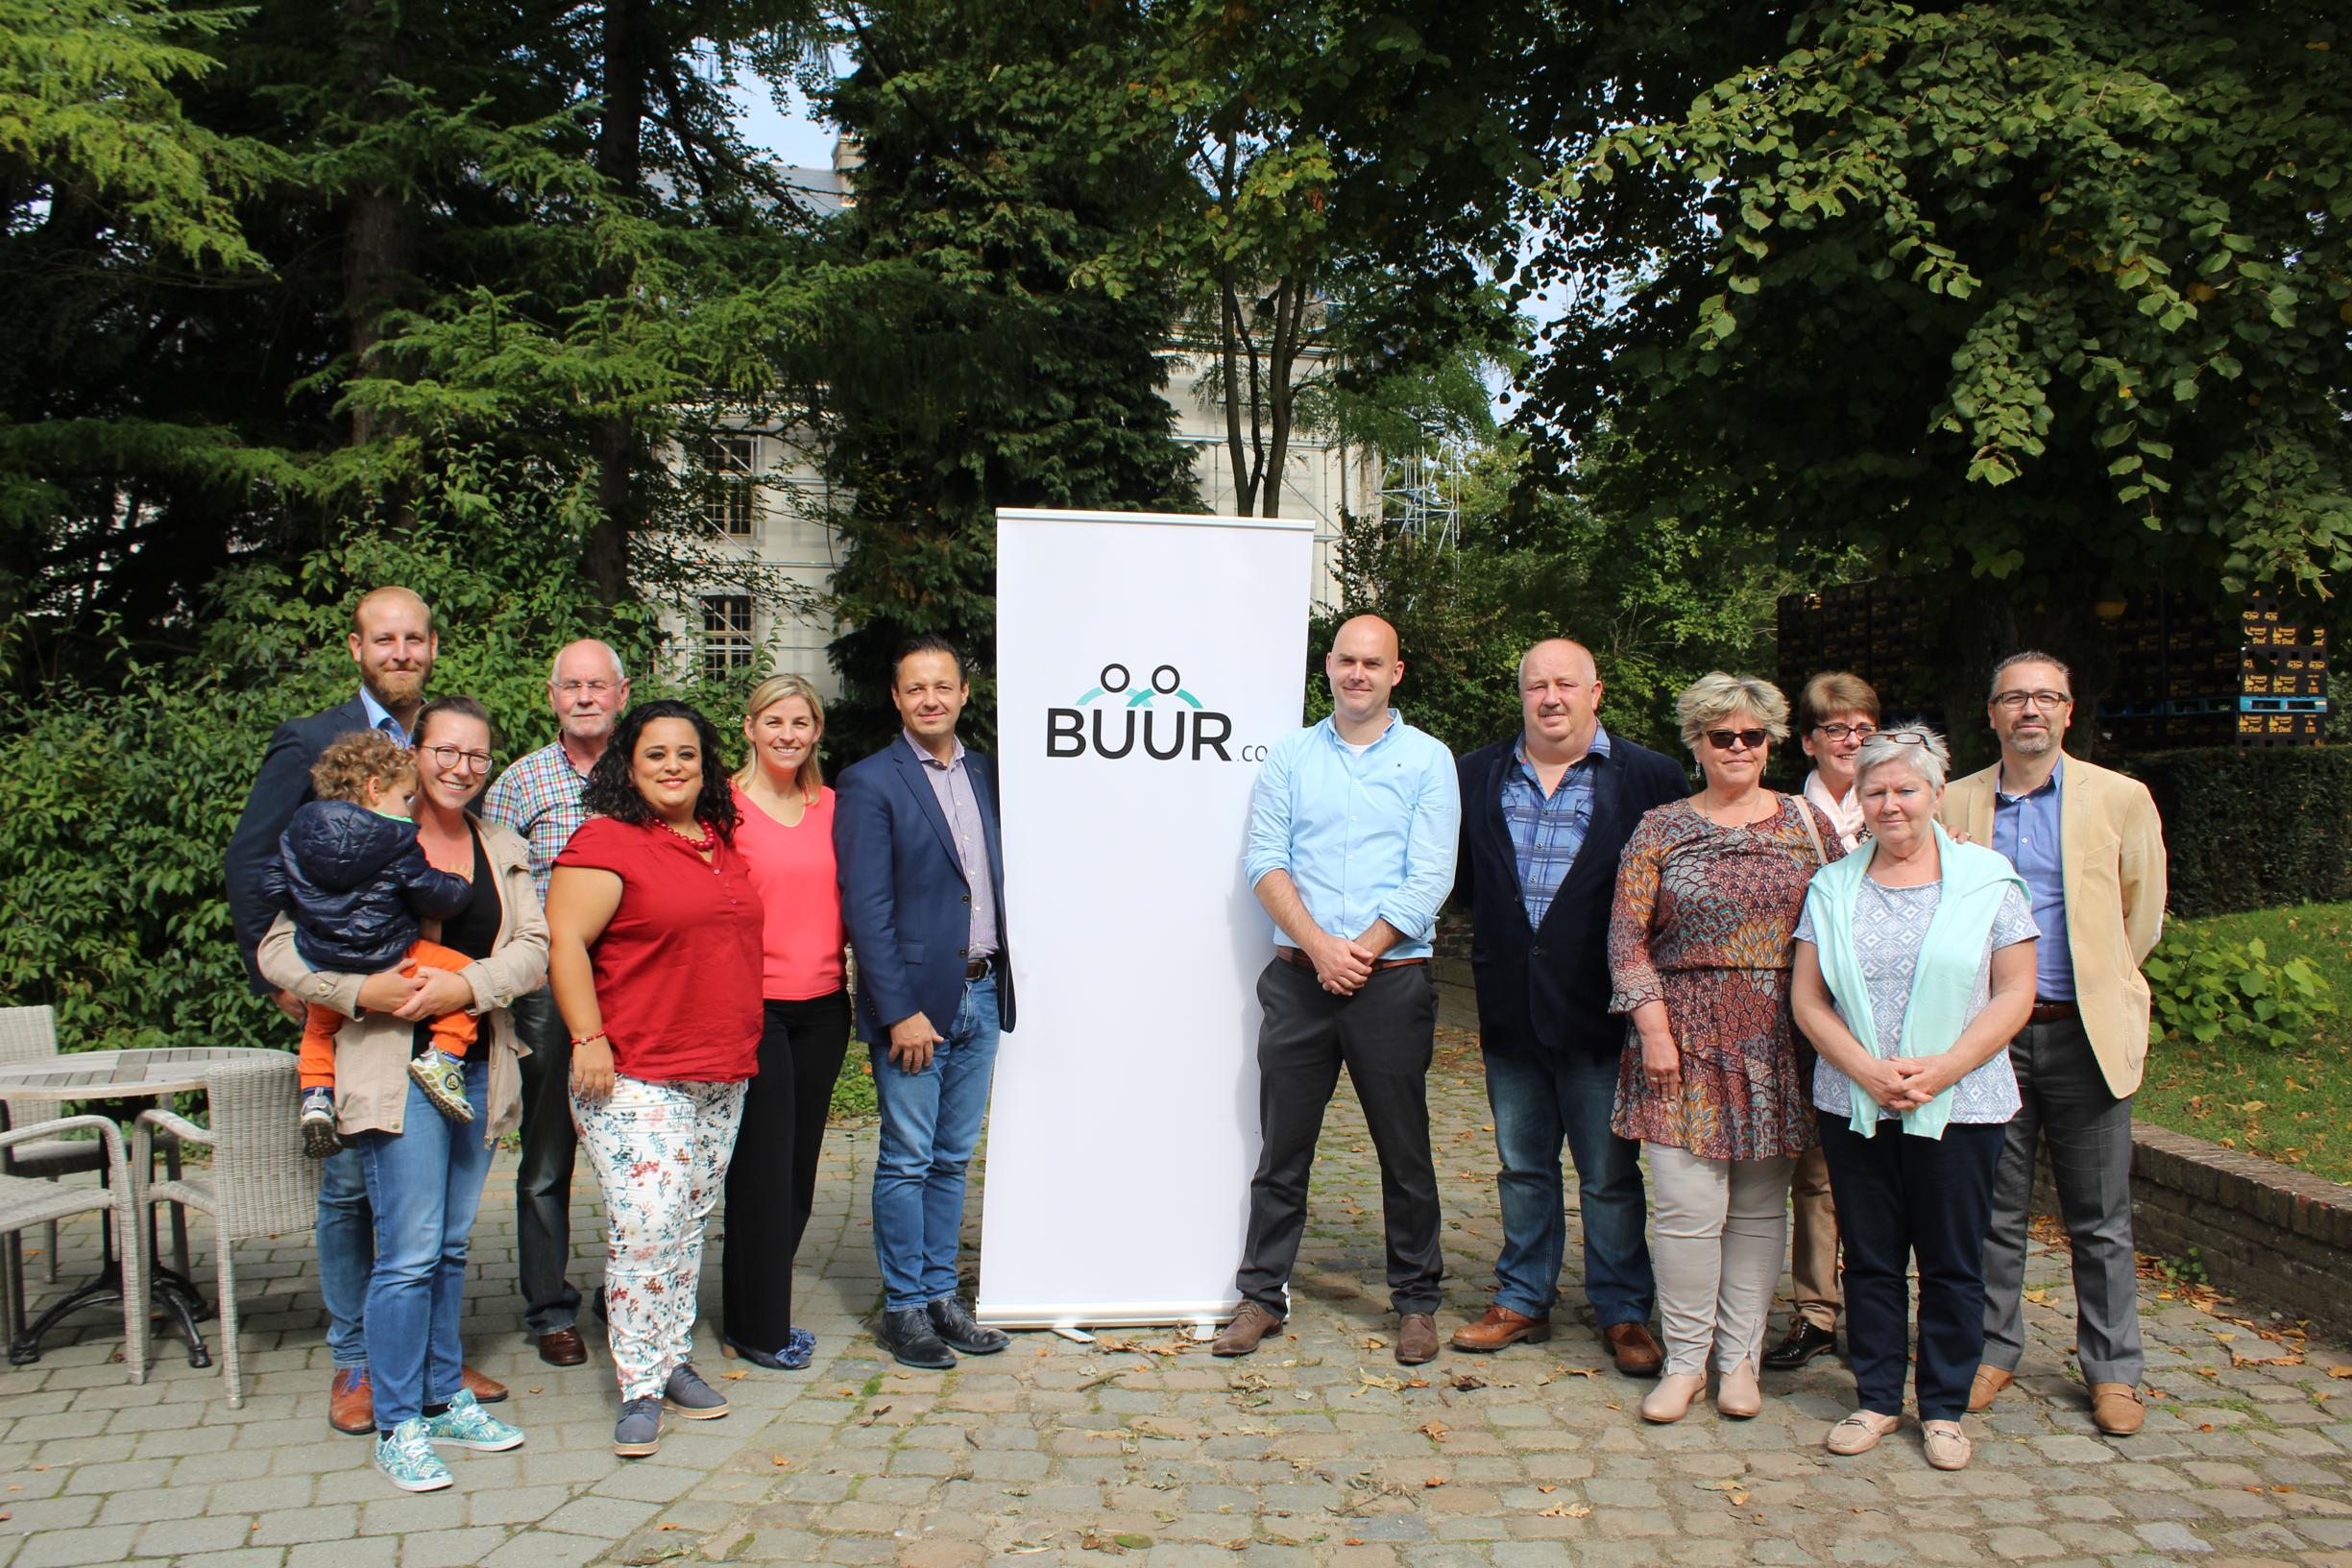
[1647, 1144, 1796, 1378]
[1980, 1015, 2144, 1386]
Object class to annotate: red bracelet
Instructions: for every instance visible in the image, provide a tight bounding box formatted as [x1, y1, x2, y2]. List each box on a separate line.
[570, 1030, 608, 1049]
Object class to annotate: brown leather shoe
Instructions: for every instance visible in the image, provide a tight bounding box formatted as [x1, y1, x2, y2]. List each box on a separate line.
[1604, 1321, 1664, 1377]
[1397, 1314, 1440, 1365]
[1212, 1301, 1283, 1358]
[538, 1327, 588, 1367]
[2090, 1382, 2146, 1435]
[1967, 1364, 2014, 1413]
[328, 1367, 373, 1435]
[460, 1364, 508, 1405]
[1451, 1305, 1552, 1353]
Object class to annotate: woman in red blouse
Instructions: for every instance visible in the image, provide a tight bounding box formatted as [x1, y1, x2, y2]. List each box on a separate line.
[546, 700, 762, 1459]
[720, 674, 852, 1371]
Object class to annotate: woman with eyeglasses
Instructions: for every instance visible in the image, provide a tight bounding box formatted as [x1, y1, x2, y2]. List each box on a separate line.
[1791, 727, 2036, 1471]
[257, 695, 547, 1492]
[1607, 673, 1844, 1424]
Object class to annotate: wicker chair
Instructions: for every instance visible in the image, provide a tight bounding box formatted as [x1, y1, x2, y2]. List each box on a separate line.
[134, 1053, 318, 1405]
[0, 1114, 146, 1379]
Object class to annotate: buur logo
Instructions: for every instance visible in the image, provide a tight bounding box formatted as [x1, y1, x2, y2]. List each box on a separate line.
[1045, 663, 1263, 760]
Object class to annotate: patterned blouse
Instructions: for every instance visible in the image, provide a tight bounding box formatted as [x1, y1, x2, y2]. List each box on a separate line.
[1608, 794, 1845, 1159]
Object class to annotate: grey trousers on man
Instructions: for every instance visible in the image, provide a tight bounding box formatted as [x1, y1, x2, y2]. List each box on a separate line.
[510, 987, 583, 1336]
[1980, 1014, 2143, 1386]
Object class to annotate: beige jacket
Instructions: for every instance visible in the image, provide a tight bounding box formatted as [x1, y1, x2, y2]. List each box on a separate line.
[1938, 751, 2167, 1097]
[258, 814, 548, 1141]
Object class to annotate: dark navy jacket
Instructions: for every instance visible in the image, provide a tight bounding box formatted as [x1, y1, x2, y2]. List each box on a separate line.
[1453, 731, 1689, 1056]
[263, 800, 473, 973]
[834, 738, 1015, 1045]
[225, 696, 378, 993]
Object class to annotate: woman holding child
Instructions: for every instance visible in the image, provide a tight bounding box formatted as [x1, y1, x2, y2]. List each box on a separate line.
[258, 695, 548, 1494]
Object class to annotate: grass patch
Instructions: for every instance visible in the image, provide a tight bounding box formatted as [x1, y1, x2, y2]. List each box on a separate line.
[2135, 901, 2352, 1184]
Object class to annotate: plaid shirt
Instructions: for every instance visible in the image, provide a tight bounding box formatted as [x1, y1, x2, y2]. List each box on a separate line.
[481, 740, 593, 903]
[1501, 725, 1612, 930]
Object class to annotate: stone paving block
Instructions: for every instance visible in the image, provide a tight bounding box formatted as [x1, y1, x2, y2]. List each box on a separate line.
[10, 1526, 142, 1568]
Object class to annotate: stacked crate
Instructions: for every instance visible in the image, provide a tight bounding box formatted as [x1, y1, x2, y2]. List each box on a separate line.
[1775, 582, 1943, 730]
[2238, 596, 2330, 746]
[2097, 591, 2328, 750]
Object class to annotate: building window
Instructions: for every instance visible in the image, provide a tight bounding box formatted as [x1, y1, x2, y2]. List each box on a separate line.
[701, 435, 757, 537]
[700, 594, 754, 681]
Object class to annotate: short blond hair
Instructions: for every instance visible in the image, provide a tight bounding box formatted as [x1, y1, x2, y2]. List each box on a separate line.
[1676, 672, 1791, 749]
[734, 672, 828, 802]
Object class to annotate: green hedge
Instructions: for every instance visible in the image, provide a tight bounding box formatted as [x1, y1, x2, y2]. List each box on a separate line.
[2122, 747, 2352, 919]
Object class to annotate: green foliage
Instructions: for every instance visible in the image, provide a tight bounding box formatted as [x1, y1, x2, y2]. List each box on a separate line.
[2122, 747, 2352, 916]
[2144, 929, 2335, 1051]
[829, 1045, 878, 1123]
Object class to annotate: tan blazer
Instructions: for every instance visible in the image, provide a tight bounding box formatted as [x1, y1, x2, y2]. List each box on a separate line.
[258, 814, 549, 1141]
[1939, 751, 2167, 1097]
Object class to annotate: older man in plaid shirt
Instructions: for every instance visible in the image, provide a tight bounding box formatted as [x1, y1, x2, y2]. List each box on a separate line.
[481, 638, 629, 1366]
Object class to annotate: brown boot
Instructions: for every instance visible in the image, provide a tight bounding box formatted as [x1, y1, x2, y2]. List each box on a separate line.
[1451, 1305, 1552, 1353]
[1967, 1364, 2013, 1413]
[2090, 1382, 2145, 1435]
[1396, 1314, 1440, 1365]
[1212, 1301, 1284, 1358]
[1604, 1321, 1664, 1377]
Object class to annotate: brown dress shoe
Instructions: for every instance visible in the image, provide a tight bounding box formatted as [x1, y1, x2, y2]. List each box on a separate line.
[1212, 1301, 1284, 1357]
[1397, 1314, 1440, 1365]
[538, 1327, 588, 1367]
[328, 1367, 373, 1435]
[1451, 1305, 1552, 1353]
[1967, 1364, 2013, 1413]
[460, 1364, 508, 1405]
[2090, 1382, 2146, 1435]
[1604, 1321, 1664, 1377]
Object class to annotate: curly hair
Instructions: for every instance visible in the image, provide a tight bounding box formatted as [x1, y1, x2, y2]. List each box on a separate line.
[583, 699, 740, 843]
[310, 732, 417, 805]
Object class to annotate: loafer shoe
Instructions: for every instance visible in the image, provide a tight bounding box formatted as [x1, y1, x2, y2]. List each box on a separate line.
[426, 1388, 524, 1452]
[2090, 1382, 2145, 1435]
[663, 1363, 730, 1419]
[1825, 1410, 1901, 1456]
[929, 1297, 1010, 1355]
[1967, 1363, 2013, 1413]
[329, 1367, 374, 1435]
[460, 1364, 507, 1404]
[374, 1417, 453, 1491]
[1451, 1306, 1551, 1353]
[879, 1307, 957, 1370]
[613, 1395, 663, 1458]
[1762, 1318, 1838, 1370]
[1923, 1420, 1973, 1470]
[1212, 1301, 1283, 1358]
[537, 1327, 587, 1367]
[1396, 1313, 1440, 1365]
[1604, 1321, 1664, 1377]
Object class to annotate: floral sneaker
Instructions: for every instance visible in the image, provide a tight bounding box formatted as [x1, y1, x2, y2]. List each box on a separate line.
[374, 1417, 453, 1492]
[408, 1050, 474, 1123]
[425, 1388, 524, 1452]
[300, 1088, 340, 1159]
[783, 1326, 815, 1370]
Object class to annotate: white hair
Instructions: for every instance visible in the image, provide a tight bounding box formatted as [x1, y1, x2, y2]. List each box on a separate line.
[548, 639, 627, 687]
[1854, 726, 1951, 790]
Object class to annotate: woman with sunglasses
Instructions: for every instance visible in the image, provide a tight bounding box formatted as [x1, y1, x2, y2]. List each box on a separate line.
[1607, 673, 1844, 1424]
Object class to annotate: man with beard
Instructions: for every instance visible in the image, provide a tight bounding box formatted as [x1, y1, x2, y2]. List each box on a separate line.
[225, 585, 508, 1434]
[1939, 651, 2167, 1436]
[482, 639, 630, 1367]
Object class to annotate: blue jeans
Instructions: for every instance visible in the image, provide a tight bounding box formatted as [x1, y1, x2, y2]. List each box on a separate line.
[317, 1146, 373, 1369]
[352, 1055, 494, 1429]
[870, 975, 1000, 1312]
[1484, 1047, 1655, 1327]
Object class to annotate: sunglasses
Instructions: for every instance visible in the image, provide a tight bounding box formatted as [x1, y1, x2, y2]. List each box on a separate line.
[1704, 728, 1769, 752]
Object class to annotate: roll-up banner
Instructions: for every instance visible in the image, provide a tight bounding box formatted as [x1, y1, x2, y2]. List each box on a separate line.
[980, 507, 1315, 1328]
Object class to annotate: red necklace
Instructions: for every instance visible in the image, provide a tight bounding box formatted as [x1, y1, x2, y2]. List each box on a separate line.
[657, 816, 716, 854]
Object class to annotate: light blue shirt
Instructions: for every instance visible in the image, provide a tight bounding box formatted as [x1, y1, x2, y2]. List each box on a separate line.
[1991, 757, 2075, 1001]
[1243, 711, 1460, 960]
[357, 687, 410, 746]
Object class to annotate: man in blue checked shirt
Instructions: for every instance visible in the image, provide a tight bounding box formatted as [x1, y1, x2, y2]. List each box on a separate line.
[1213, 615, 1461, 1367]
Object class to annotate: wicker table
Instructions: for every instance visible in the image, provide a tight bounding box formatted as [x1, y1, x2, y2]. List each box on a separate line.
[0, 1047, 281, 1365]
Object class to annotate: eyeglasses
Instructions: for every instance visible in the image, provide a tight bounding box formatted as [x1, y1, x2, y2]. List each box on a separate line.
[424, 744, 494, 774]
[1992, 689, 2072, 712]
[553, 680, 618, 697]
[1813, 722, 1877, 741]
[1704, 728, 1769, 752]
[1879, 729, 1935, 747]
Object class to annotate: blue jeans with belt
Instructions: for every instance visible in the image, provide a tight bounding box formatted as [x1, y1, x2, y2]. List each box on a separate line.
[1483, 1046, 1655, 1327]
[870, 975, 1000, 1313]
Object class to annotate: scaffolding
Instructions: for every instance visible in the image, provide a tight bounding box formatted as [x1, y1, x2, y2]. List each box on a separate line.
[1378, 419, 1464, 548]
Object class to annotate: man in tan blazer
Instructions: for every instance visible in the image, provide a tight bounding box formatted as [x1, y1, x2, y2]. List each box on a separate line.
[1939, 651, 2167, 1436]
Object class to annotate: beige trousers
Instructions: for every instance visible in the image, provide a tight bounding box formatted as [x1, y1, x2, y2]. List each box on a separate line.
[1648, 1144, 1798, 1378]
[1789, 1144, 1842, 1330]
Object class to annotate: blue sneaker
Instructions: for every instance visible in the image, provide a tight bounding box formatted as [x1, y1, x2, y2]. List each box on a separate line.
[614, 1395, 663, 1458]
[663, 1363, 730, 1419]
[425, 1387, 524, 1452]
[373, 1417, 453, 1492]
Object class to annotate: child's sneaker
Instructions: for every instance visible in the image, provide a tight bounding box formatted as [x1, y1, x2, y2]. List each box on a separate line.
[300, 1088, 340, 1159]
[408, 1051, 474, 1123]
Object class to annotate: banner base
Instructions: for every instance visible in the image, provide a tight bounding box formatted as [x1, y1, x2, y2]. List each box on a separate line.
[975, 1297, 1243, 1332]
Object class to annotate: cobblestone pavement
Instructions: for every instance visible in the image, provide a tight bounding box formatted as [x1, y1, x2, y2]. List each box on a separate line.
[3, 1039, 2349, 1568]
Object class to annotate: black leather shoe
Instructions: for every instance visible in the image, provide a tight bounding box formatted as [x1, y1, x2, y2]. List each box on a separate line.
[928, 1297, 1010, 1355]
[879, 1307, 957, 1370]
[1761, 1318, 1838, 1370]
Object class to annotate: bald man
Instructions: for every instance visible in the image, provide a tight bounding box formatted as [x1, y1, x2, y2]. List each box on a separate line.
[1217, 615, 1462, 1365]
[1448, 639, 1689, 1375]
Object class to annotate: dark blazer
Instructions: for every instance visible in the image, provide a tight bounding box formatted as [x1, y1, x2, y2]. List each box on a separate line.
[835, 737, 1016, 1046]
[1454, 731, 1689, 1056]
[225, 696, 380, 994]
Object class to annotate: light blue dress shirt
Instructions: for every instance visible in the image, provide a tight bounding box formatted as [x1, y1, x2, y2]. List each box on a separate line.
[358, 687, 410, 746]
[1243, 711, 1461, 960]
[1991, 757, 2075, 1000]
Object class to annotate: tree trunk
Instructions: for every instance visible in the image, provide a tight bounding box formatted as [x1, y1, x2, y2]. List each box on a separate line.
[583, 0, 649, 605]
[340, 0, 416, 470]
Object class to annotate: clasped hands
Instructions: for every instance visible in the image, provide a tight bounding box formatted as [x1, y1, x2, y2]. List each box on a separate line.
[1304, 931, 1378, 997]
[352, 965, 473, 1021]
[1852, 1054, 1961, 1111]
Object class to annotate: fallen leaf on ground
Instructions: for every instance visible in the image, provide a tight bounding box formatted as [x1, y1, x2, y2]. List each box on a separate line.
[1360, 1335, 1388, 1351]
[1446, 1372, 1487, 1391]
[1423, 1477, 1447, 1489]
[722, 1370, 748, 1381]
[1418, 1421, 1449, 1440]
[2328, 1366, 2352, 1379]
[1695, 1478, 1751, 1506]
[1538, 1502, 1590, 1518]
[1358, 1369, 1404, 1391]
[770, 1454, 790, 1467]
[1556, 1365, 1600, 1379]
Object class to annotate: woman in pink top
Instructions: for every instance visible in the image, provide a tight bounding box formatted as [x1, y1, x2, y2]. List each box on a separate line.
[720, 673, 852, 1370]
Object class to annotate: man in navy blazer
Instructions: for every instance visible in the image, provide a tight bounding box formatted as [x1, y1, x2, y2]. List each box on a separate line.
[835, 635, 1016, 1370]
[1449, 639, 1687, 1375]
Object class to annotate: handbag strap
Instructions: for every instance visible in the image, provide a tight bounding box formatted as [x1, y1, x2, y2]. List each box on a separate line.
[1794, 794, 1829, 868]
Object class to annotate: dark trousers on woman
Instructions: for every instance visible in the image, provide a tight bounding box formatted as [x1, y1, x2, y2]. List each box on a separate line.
[722, 991, 853, 1355]
[1816, 1113, 2006, 1422]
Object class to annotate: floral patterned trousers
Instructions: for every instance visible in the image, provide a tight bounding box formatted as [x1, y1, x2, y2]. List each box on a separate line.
[572, 1074, 748, 1400]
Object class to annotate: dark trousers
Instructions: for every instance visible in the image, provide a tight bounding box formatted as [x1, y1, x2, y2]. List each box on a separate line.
[1236, 958, 1443, 1317]
[1817, 1113, 2006, 1422]
[510, 987, 581, 1336]
[723, 990, 853, 1354]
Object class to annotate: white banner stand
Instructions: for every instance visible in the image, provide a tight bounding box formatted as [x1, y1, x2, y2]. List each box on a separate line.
[980, 507, 1314, 1329]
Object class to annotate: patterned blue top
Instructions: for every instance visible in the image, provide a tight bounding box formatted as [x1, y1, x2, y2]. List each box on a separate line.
[1502, 726, 1612, 929]
[1796, 880, 2037, 1123]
